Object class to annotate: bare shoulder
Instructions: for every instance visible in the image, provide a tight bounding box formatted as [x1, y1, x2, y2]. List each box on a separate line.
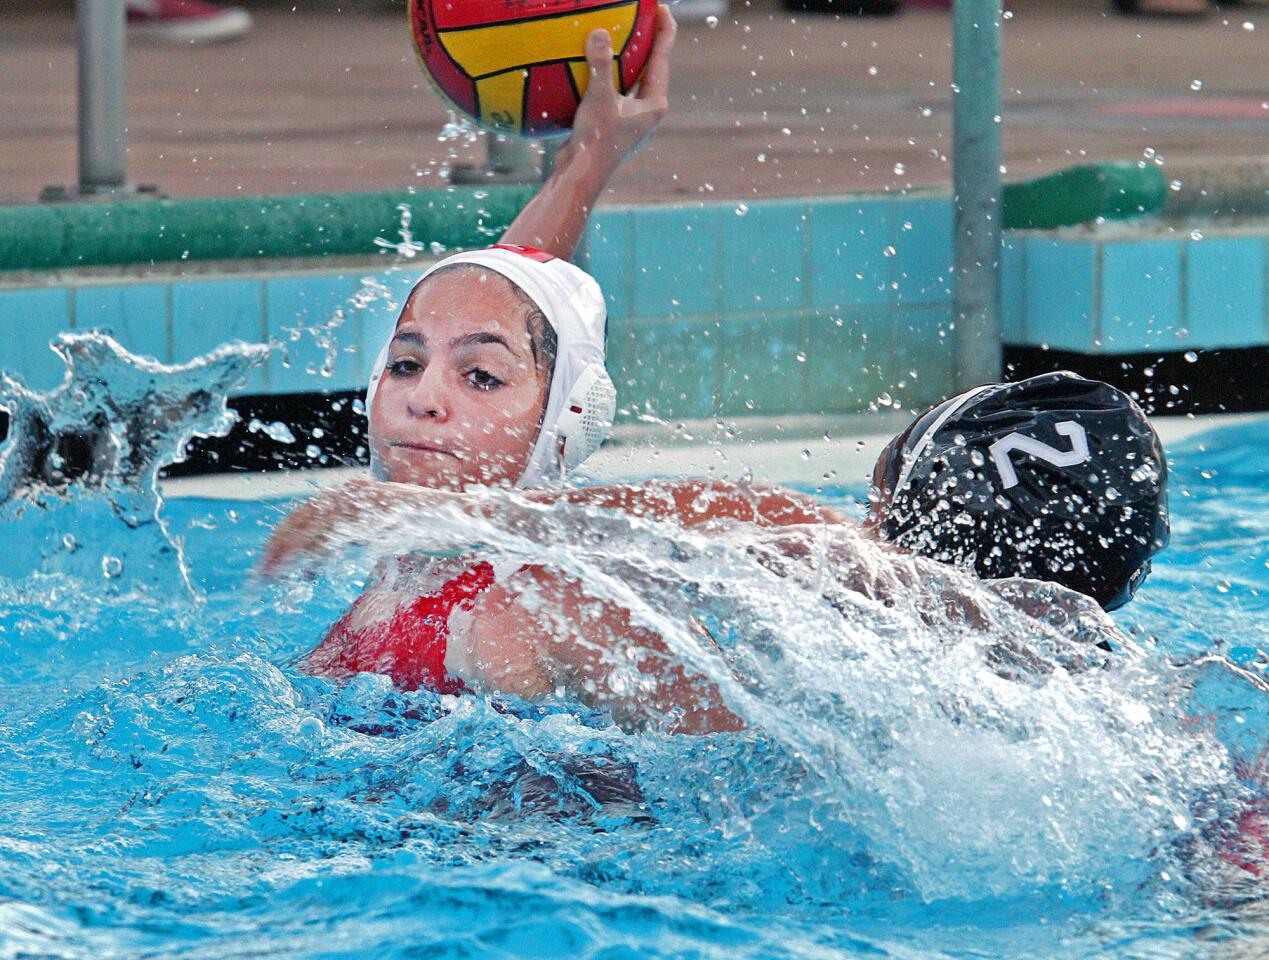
[445, 568, 557, 698]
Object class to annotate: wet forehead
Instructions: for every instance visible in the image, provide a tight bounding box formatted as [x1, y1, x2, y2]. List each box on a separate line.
[396, 268, 533, 351]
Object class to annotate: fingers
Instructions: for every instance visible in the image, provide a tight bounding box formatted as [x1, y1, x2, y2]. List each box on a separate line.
[584, 27, 617, 99]
[637, 4, 677, 103]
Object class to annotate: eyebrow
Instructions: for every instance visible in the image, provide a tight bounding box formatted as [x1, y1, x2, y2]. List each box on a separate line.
[390, 329, 522, 357]
[453, 331, 518, 355]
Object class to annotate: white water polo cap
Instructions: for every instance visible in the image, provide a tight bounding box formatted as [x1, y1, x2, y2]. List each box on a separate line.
[366, 244, 617, 489]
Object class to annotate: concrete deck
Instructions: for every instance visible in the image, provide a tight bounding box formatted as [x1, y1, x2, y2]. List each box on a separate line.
[159, 410, 1269, 500]
[2, 0, 1265, 207]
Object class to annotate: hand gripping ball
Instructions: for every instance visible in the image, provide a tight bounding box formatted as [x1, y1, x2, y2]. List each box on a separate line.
[409, 0, 658, 137]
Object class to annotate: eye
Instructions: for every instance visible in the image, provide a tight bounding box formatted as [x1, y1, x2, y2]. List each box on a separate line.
[466, 368, 504, 391]
[387, 357, 421, 377]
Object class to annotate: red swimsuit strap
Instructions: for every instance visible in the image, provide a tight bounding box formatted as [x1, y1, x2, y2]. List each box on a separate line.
[309, 561, 497, 694]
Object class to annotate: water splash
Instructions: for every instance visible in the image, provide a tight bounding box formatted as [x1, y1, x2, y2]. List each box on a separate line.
[0, 331, 268, 593]
[294, 487, 1240, 904]
[0, 418, 1266, 954]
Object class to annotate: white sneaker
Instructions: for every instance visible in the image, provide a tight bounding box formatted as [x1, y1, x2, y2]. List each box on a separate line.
[127, 0, 252, 44]
[668, 0, 731, 23]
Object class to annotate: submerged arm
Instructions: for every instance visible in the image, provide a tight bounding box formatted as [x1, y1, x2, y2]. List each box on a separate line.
[454, 565, 744, 734]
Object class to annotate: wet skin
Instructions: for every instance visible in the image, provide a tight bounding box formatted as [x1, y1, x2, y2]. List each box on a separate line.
[369, 267, 549, 492]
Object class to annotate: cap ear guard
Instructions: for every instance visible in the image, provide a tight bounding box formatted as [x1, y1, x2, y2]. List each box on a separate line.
[553, 363, 617, 471]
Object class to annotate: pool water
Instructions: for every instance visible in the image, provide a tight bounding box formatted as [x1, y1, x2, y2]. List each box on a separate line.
[0, 415, 1266, 959]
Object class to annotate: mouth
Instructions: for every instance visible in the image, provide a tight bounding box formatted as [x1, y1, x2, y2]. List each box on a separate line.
[387, 441, 461, 460]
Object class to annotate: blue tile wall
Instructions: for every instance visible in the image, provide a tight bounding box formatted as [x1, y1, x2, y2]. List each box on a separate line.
[580, 210, 634, 322]
[1023, 237, 1097, 352]
[891, 305, 957, 407]
[1100, 241, 1183, 353]
[717, 314, 808, 416]
[72, 284, 169, 363]
[720, 202, 807, 315]
[3, 193, 1266, 424]
[607, 318, 718, 421]
[806, 198, 894, 310]
[1185, 238, 1266, 350]
[170, 278, 267, 393]
[1, 288, 71, 392]
[802, 309, 893, 414]
[1000, 236, 1026, 343]
[264, 274, 363, 393]
[891, 197, 953, 306]
[630, 206, 722, 318]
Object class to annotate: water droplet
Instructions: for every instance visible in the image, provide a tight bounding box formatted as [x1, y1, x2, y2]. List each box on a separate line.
[734, 203, 749, 216]
[893, 162, 906, 176]
[882, 245, 896, 257]
[705, 14, 719, 27]
[305, 444, 321, 459]
[800, 449, 812, 460]
[62, 533, 78, 553]
[1169, 179, 1183, 191]
[920, 106, 933, 118]
[1184, 350, 1199, 363]
[1189, 79, 1203, 91]
[1242, 20, 1254, 31]
[101, 555, 124, 579]
[1190, 229, 1203, 241]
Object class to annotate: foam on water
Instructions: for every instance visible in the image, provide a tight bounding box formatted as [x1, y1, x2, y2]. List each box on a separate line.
[308, 490, 1237, 903]
[1, 338, 1267, 958]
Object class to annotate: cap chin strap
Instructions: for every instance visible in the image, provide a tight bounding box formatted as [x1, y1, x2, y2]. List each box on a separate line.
[554, 364, 617, 471]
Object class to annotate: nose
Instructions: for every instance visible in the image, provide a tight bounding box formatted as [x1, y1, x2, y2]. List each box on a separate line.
[405, 365, 449, 421]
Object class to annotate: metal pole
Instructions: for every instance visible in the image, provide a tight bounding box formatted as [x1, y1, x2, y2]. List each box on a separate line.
[78, 0, 128, 194]
[951, 0, 1003, 387]
[451, 134, 545, 185]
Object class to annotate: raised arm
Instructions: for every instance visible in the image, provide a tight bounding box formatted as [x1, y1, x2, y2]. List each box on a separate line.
[499, 5, 677, 260]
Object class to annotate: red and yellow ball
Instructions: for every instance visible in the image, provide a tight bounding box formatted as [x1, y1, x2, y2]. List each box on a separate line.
[410, 0, 658, 137]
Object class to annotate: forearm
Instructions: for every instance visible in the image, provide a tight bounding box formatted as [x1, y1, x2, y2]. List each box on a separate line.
[500, 6, 677, 260]
[499, 140, 616, 261]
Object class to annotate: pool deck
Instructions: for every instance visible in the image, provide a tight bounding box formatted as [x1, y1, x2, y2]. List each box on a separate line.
[2, 0, 1265, 207]
[160, 410, 1269, 499]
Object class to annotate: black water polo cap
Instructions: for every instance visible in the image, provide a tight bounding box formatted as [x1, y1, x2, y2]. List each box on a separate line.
[874, 371, 1170, 610]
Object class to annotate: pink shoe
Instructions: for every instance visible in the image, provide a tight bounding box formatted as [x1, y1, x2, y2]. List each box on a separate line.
[126, 0, 252, 44]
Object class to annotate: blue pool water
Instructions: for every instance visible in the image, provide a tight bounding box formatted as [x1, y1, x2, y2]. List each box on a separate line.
[1, 410, 1267, 958]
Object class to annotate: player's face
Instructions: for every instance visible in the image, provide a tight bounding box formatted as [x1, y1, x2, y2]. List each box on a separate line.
[369, 269, 549, 491]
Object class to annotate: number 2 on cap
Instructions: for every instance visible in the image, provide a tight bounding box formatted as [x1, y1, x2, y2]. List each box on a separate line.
[988, 421, 1090, 490]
